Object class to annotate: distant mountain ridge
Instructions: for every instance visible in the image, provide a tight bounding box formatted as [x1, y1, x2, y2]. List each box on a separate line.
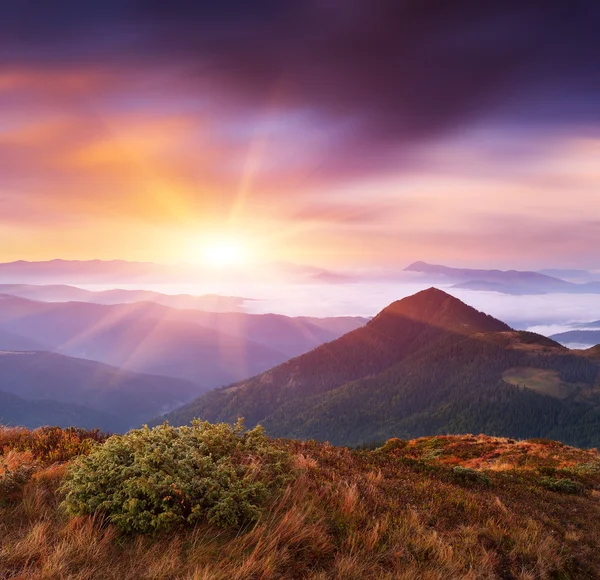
[0, 294, 367, 388]
[160, 288, 600, 447]
[405, 261, 600, 294]
[0, 329, 46, 351]
[0, 259, 170, 282]
[0, 350, 199, 431]
[0, 389, 125, 431]
[550, 330, 600, 349]
[0, 259, 362, 287]
[0, 283, 248, 312]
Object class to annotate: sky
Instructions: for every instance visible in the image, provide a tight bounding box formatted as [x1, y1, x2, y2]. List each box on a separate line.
[1, 1, 599, 270]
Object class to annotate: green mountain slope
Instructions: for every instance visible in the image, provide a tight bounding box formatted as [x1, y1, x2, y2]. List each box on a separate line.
[159, 289, 600, 447]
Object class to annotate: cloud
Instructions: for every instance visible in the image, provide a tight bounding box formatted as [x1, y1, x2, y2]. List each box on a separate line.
[0, 2, 599, 267]
[1, 2, 599, 150]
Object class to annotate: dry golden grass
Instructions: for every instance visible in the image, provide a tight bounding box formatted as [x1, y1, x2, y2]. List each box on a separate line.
[1, 430, 600, 579]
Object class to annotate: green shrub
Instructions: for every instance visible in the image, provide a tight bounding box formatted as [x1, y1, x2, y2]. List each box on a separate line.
[570, 461, 600, 476]
[539, 477, 582, 494]
[452, 466, 491, 486]
[536, 466, 556, 476]
[375, 438, 408, 454]
[61, 420, 291, 534]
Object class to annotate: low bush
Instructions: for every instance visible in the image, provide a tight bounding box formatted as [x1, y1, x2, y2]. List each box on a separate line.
[539, 476, 583, 494]
[61, 420, 292, 534]
[452, 465, 491, 486]
[375, 438, 408, 454]
[0, 451, 37, 502]
[0, 425, 106, 463]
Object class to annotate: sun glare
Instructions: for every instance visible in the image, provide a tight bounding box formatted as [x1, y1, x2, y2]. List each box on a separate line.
[202, 238, 246, 268]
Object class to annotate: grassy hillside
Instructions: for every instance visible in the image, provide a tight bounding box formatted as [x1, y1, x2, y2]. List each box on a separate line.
[1, 424, 600, 579]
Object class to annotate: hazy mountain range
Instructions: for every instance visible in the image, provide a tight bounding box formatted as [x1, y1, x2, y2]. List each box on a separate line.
[4, 259, 600, 297]
[0, 283, 248, 312]
[3, 260, 600, 444]
[0, 259, 183, 284]
[550, 330, 600, 349]
[160, 288, 600, 447]
[405, 261, 600, 295]
[0, 290, 367, 430]
[0, 295, 366, 383]
[0, 351, 197, 431]
[0, 259, 359, 287]
[0, 389, 125, 432]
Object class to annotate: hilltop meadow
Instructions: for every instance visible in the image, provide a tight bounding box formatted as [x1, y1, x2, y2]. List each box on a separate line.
[2, 422, 600, 580]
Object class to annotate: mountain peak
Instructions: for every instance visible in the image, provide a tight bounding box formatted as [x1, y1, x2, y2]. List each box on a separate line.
[404, 261, 432, 271]
[372, 288, 512, 335]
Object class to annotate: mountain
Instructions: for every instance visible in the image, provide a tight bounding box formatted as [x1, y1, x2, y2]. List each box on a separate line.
[0, 390, 125, 431]
[0, 283, 248, 312]
[160, 288, 600, 447]
[0, 259, 175, 284]
[49, 317, 286, 386]
[539, 268, 600, 283]
[0, 295, 366, 385]
[0, 329, 47, 351]
[405, 261, 570, 287]
[0, 351, 199, 430]
[550, 330, 600, 349]
[583, 345, 600, 362]
[451, 280, 544, 295]
[573, 320, 600, 329]
[405, 261, 600, 294]
[0, 258, 364, 288]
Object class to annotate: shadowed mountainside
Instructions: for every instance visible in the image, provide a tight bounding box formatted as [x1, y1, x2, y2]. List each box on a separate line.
[0, 351, 199, 430]
[160, 288, 600, 447]
[0, 294, 366, 386]
[0, 391, 126, 431]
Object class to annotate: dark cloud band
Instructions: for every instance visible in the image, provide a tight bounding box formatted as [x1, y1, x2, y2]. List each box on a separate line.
[2, 0, 599, 147]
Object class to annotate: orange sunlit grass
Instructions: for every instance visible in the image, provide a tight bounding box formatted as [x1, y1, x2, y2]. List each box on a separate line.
[2, 426, 600, 578]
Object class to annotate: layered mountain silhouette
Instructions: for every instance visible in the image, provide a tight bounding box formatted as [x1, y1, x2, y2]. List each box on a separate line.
[0, 329, 46, 351]
[0, 259, 175, 284]
[551, 330, 600, 348]
[405, 261, 600, 295]
[0, 351, 198, 431]
[0, 283, 248, 312]
[160, 289, 600, 447]
[0, 295, 366, 387]
[0, 389, 125, 431]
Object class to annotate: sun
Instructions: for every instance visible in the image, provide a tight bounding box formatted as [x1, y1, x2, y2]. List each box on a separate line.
[202, 237, 246, 268]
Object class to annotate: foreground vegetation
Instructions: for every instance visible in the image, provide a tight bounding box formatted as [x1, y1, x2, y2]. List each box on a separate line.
[2, 424, 600, 579]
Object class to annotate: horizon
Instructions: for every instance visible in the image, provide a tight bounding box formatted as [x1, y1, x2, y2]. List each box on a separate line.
[2, 257, 600, 280]
[3, 257, 600, 335]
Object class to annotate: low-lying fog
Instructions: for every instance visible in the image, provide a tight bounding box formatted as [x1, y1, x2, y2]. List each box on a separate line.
[81, 278, 600, 343]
